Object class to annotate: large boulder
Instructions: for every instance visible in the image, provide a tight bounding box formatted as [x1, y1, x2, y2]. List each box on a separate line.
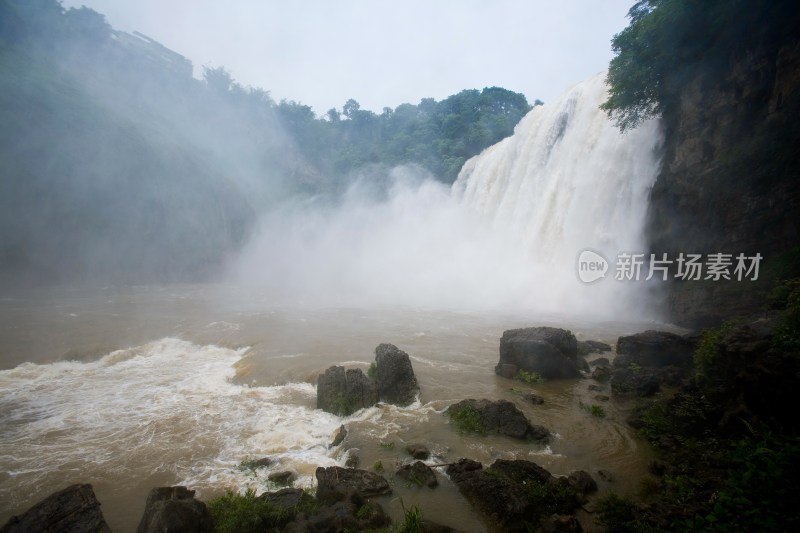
[445, 459, 581, 532]
[315, 466, 392, 504]
[136, 486, 213, 533]
[316, 366, 378, 416]
[496, 327, 581, 379]
[613, 330, 696, 369]
[374, 343, 419, 405]
[1, 484, 110, 533]
[446, 399, 549, 441]
[396, 461, 438, 488]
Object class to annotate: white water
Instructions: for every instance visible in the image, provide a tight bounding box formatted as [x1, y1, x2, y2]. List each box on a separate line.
[454, 72, 663, 315]
[234, 72, 663, 318]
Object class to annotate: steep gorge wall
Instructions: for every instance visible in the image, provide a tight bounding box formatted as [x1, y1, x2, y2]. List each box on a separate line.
[647, 42, 800, 326]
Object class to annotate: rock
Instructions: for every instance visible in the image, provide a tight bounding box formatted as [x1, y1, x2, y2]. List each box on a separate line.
[261, 488, 310, 511]
[330, 424, 347, 447]
[589, 357, 611, 367]
[446, 399, 549, 441]
[406, 443, 430, 460]
[396, 461, 438, 488]
[136, 486, 213, 533]
[496, 327, 581, 379]
[522, 393, 545, 405]
[597, 470, 614, 483]
[445, 459, 581, 532]
[578, 358, 590, 373]
[591, 366, 612, 382]
[250, 457, 272, 468]
[316, 366, 378, 415]
[2, 484, 110, 533]
[268, 471, 296, 485]
[283, 491, 391, 532]
[648, 459, 668, 477]
[374, 343, 419, 405]
[614, 330, 696, 369]
[587, 384, 604, 392]
[610, 368, 661, 397]
[345, 448, 360, 468]
[540, 514, 583, 532]
[577, 340, 612, 355]
[594, 394, 610, 402]
[567, 471, 598, 495]
[315, 466, 392, 504]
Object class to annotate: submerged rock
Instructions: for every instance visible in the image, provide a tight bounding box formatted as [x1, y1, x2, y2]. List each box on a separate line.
[137, 486, 213, 533]
[316, 366, 378, 416]
[2, 484, 111, 533]
[446, 399, 549, 441]
[406, 443, 431, 460]
[496, 327, 581, 379]
[315, 466, 392, 504]
[374, 343, 419, 405]
[396, 461, 438, 488]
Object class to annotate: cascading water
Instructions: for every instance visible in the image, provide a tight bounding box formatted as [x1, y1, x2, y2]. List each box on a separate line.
[453, 72, 663, 316]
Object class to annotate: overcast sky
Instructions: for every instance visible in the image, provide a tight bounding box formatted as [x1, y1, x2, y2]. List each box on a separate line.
[62, 0, 635, 115]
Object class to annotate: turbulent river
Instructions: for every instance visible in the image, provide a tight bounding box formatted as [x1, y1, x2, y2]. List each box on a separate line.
[0, 284, 679, 532]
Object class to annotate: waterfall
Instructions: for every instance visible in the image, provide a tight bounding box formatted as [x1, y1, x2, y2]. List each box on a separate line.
[452, 72, 663, 316]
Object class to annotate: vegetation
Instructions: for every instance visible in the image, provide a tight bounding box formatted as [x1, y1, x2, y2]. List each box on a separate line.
[367, 362, 377, 380]
[379, 441, 395, 451]
[395, 504, 423, 533]
[601, 0, 800, 131]
[447, 404, 485, 435]
[372, 460, 384, 473]
[207, 487, 319, 533]
[693, 321, 737, 381]
[515, 369, 544, 384]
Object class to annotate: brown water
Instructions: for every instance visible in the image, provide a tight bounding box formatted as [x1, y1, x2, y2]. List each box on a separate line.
[0, 285, 674, 532]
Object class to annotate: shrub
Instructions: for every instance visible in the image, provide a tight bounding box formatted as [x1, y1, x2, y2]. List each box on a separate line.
[447, 404, 485, 435]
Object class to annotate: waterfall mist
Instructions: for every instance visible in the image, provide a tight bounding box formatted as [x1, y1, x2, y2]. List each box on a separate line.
[231, 73, 664, 319]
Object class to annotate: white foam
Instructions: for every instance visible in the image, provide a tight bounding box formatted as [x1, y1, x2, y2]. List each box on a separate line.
[0, 338, 343, 501]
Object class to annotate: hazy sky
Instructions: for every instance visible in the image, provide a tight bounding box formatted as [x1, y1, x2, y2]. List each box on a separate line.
[62, 0, 635, 115]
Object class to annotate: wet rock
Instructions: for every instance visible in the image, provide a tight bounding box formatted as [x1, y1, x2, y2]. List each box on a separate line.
[345, 449, 360, 468]
[587, 384, 604, 392]
[445, 459, 581, 532]
[594, 394, 610, 402]
[375, 343, 419, 405]
[591, 366, 612, 382]
[406, 443, 430, 460]
[648, 459, 668, 477]
[614, 330, 696, 369]
[578, 358, 590, 373]
[330, 424, 347, 447]
[522, 392, 545, 405]
[577, 340, 612, 355]
[316, 366, 378, 416]
[597, 470, 615, 482]
[284, 491, 391, 532]
[137, 486, 213, 533]
[589, 357, 611, 367]
[567, 471, 598, 495]
[610, 368, 661, 397]
[2, 484, 111, 533]
[446, 399, 549, 441]
[250, 457, 273, 468]
[496, 327, 581, 379]
[397, 461, 438, 488]
[261, 487, 310, 511]
[315, 466, 391, 505]
[268, 471, 296, 485]
[541, 514, 583, 532]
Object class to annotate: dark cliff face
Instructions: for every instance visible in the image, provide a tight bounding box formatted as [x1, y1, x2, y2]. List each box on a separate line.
[647, 42, 800, 326]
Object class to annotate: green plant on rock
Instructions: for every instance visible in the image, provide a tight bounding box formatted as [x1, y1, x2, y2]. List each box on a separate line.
[595, 492, 657, 533]
[331, 392, 358, 416]
[379, 441, 395, 450]
[579, 401, 607, 419]
[372, 460, 384, 472]
[694, 320, 737, 381]
[447, 404, 485, 435]
[367, 361, 377, 380]
[516, 369, 544, 384]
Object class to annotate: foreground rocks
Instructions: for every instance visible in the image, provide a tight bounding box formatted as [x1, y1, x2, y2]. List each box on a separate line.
[445, 458, 591, 532]
[496, 327, 582, 379]
[446, 399, 549, 441]
[315, 466, 392, 504]
[317, 343, 419, 416]
[137, 486, 213, 533]
[1, 484, 111, 533]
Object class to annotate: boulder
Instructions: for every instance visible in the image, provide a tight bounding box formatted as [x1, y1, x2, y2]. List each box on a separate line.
[567, 471, 598, 495]
[446, 399, 549, 441]
[315, 466, 391, 505]
[496, 327, 581, 379]
[589, 357, 611, 367]
[445, 459, 581, 532]
[267, 471, 296, 485]
[521, 393, 545, 405]
[396, 461, 438, 488]
[316, 366, 377, 416]
[374, 343, 419, 405]
[1, 484, 110, 533]
[284, 495, 391, 532]
[136, 486, 213, 533]
[614, 330, 696, 369]
[330, 424, 347, 448]
[577, 340, 612, 355]
[406, 443, 431, 460]
[591, 366, 612, 382]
